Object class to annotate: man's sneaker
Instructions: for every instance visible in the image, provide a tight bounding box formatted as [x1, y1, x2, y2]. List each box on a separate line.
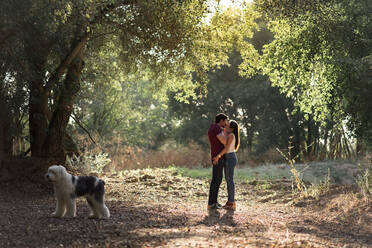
[222, 202, 236, 211]
[207, 203, 222, 210]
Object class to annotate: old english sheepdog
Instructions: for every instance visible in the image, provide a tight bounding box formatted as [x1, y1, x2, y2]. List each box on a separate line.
[45, 165, 110, 219]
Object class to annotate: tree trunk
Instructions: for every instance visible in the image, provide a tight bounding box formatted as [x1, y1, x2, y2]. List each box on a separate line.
[305, 118, 319, 159]
[0, 89, 13, 157]
[0, 106, 13, 159]
[306, 118, 312, 158]
[356, 137, 366, 157]
[29, 81, 49, 157]
[313, 123, 320, 159]
[291, 113, 302, 159]
[42, 53, 84, 159]
[245, 125, 254, 153]
[28, 33, 88, 160]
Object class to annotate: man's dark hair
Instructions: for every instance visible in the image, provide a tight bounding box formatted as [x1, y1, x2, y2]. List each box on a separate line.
[215, 113, 228, 123]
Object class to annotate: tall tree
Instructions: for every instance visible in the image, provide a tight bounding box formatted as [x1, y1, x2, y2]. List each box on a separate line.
[252, 0, 372, 146]
[1, 0, 258, 161]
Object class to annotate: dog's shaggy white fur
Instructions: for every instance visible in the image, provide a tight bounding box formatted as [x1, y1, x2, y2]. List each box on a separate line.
[45, 165, 110, 219]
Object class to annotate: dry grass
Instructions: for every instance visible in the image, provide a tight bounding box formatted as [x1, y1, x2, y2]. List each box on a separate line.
[72, 133, 212, 170]
[91, 144, 286, 172]
[111, 144, 211, 170]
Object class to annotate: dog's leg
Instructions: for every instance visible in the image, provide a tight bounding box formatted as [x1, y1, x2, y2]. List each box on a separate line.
[88, 197, 110, 219]
[94, 191, 110, 219]
[96, 198, 110, 219]
[101, 202, 110, 219]
[64, 197, 76, 218]
[86, 196, 99, 219]
[93, 200, 110, 219]
[52, 197, 66, 217]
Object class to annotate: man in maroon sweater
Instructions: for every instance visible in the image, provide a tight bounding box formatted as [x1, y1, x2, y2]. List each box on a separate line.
[207, 113, 229, 209]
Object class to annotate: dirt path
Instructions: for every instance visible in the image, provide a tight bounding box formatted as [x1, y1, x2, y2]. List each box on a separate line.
[0, 168, 371, 247]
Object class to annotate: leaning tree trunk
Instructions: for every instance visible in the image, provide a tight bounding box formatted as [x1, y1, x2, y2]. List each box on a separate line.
[41, 52, 84, 159]
[29, 80, 50, 157]
[27, 32, 88, 160]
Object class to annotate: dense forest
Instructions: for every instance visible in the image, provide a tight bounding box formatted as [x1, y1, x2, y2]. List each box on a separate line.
[1, 0, 372, 167]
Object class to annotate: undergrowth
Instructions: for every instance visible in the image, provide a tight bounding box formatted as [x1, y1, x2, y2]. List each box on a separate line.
[276, 139, 331, 199]
[356, 161, 372, 198]
[66, 153, 111, 174]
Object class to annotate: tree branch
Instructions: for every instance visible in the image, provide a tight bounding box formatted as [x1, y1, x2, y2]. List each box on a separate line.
[44, 33, 89, 92]
[43, 0, 137, 93]
[71, 112, 97, 146]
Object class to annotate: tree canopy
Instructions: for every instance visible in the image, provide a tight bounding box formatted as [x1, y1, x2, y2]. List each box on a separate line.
[0, 0, 261, 159]
[252, 0, 372, 141]
[2, 0, 372, 162]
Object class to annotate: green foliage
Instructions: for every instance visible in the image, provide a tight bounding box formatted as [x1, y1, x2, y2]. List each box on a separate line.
[254, 0, 331, 19]
[1, 0, 220, 93]
[252, 0, 372, 142]
[73, 72, 173, 149]
[169, 166, 211, 179]
[4, 0, 370, 160]
[2, 0, 263, 156]
[168, 49, 296, 154]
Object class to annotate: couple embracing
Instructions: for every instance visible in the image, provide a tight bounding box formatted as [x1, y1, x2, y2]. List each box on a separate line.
[207, 113, 240, 211]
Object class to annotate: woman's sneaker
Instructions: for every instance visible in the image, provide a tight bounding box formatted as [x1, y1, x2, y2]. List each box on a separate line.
[207, 203, 222, 210]
[222, 202, 236, 210]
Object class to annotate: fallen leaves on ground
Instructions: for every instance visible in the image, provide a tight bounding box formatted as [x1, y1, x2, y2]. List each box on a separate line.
[0, 167, 371, 248]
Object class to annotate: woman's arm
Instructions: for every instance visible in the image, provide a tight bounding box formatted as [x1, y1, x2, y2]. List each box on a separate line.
[213, 134, 233, 164]
[217, 132, 228, 145]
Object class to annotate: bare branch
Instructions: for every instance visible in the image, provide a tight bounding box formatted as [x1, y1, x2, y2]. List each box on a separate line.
[71, 112, 97, 146]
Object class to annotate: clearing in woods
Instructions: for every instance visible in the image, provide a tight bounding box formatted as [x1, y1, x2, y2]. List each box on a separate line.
[0, 166, 371, 247]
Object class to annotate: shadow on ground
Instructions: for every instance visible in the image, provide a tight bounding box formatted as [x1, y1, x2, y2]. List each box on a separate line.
[0, 196, 195, 247]
[1, 165, 371, 248]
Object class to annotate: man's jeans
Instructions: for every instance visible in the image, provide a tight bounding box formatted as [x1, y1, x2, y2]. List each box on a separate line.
[208, 159, 225, 205]
[224, 152, 237, 202]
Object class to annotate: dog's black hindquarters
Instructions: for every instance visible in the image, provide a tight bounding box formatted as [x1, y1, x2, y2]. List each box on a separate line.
[74, 176, 98, 197]
[73, 176, 105, 204]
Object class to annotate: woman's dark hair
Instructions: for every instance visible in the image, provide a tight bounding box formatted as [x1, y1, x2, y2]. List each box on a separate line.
[215, 113, 228, 124]
[229, 120, 240, 151]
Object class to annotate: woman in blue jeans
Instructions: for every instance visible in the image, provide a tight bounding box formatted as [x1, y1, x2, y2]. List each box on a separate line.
[213, 120, 240, 210]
